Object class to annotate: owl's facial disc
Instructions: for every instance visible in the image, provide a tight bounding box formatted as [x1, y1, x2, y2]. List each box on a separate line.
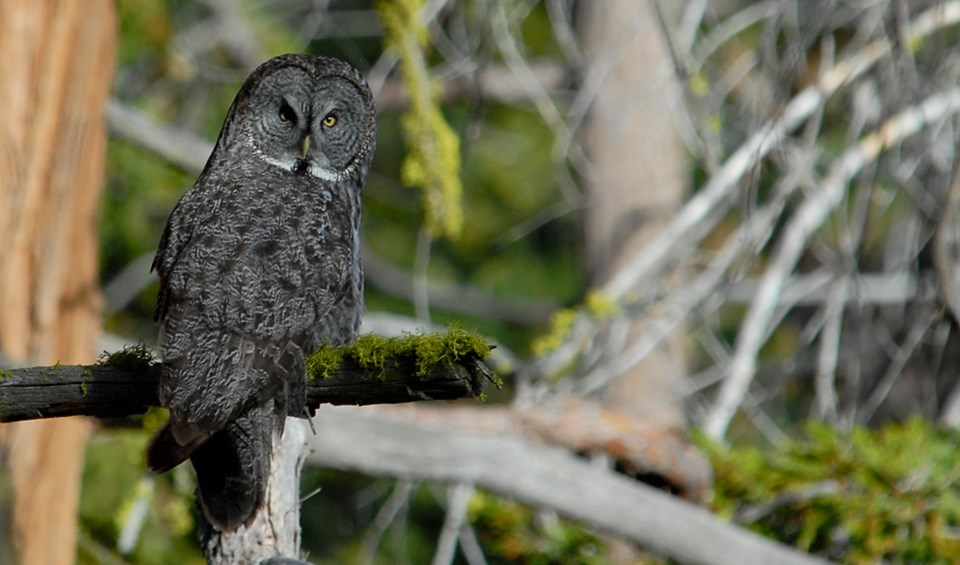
[246, 68, 369, 182]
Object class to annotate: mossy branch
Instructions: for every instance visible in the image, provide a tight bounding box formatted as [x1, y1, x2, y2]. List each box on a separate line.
[0, 331, 493, 423]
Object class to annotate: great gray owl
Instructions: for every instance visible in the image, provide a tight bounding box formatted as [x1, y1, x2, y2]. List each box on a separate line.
[146, 53, 376, 531]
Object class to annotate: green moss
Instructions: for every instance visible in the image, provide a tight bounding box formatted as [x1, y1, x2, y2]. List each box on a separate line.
[699, 418, 960, 563]
[40, 362, 64, 379]
[305, 343, 345, 380]
[0, 368, 11, 380]
[98, 343, 155, 372]
[305, 328, 492, 382]
[80, 369, 92, 396]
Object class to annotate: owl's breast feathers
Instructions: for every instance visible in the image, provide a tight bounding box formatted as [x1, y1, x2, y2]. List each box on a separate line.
[155, 167, 363, 346]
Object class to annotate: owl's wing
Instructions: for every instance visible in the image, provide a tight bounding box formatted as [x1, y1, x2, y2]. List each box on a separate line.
[153, 177, 310, 431]
[156, 311, 301, 429]
[152, 191, 199, 323]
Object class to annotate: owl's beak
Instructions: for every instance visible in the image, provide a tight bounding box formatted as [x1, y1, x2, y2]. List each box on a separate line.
[300, 135, 311, 158]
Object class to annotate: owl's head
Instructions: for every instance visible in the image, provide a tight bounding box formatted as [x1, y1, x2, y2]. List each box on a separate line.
[220, 54, 376, 182]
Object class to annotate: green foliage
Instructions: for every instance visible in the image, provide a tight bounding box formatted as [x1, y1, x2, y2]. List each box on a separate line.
[79, 430, 202, 565]
[376, 0, 464, 239]
[468, 492, 613, 565]
[102, 140, 192, 338]
[305, 327, 493, 381]
[116, 0, 173, 66]
[700, 419, 960, 563]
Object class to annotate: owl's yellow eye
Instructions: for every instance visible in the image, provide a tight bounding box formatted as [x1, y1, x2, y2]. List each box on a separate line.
[278, 105, 294, 123]
[322, 114, 337, 128]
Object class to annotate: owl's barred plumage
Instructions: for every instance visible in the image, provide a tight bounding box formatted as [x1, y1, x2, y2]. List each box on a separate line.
[146, 54, 375, 531]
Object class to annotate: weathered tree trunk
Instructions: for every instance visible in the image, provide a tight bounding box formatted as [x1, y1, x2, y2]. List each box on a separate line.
[579, 1, 688, 428]
[203, 419, 309, 564]
[0, 1, 115, 563]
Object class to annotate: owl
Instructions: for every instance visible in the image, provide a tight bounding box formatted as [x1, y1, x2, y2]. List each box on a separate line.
[145, 54, 376, 531]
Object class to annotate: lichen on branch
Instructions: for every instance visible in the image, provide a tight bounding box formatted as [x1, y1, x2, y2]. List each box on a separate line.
[376, 0, 464, 239]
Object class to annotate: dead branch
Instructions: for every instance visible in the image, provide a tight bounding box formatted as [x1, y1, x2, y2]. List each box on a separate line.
[0, 353, 487, 424]
[307, 404, 835, 565]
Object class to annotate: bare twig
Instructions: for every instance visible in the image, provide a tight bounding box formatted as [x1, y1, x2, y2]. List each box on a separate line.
[814, 278, 848, 421]
[203, 419, 310, 564]
[359, 480, 415, 565]
[706, 87, 960, 439]
[102, 253, 155, 314]
[577, 147, 810, 395]
[431, 483, 474, 565]
[859, 306, 939, 422]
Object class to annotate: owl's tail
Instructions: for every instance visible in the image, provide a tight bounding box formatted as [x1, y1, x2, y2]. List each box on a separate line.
[146, 423, 204, 473]
[147, 404, 274, 531]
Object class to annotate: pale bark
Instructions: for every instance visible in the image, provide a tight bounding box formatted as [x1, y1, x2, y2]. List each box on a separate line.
[307, 405, 834, 565]
[0, 1, 115, 563]
[579, 1, 688, 427]
[203, 420, 309, 565]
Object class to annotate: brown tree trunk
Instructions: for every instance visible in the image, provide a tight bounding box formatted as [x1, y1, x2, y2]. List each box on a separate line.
[0, 1, 116, 563]
[579, 1, 688, 428]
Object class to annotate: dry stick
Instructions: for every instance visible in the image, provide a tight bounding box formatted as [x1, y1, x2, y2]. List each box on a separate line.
[491, 3, 566, 134]
[106, 100, 211, 173]
[359, 480, 415, 565]
[430, 483, 474, 565]
[535, 60, 818, 382]
[689, 1, 780, 68]
[455, 518, 487, 565]
[490, 0, 584, 204]
[705, 87, 960, 439]
[308, 405, 835, 565]
[859, 306, 939, 422]
[536, 2, 960, 406]
[202, 419, 309, 565]
[814, 277, 849, 421]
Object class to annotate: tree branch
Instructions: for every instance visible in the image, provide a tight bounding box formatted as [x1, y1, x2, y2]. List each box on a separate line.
[307, 405, 835, 565]
[0, 348, 488, 424]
